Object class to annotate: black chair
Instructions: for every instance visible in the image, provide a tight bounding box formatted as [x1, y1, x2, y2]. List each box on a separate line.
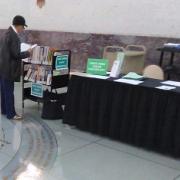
[163, 65, 180, 80]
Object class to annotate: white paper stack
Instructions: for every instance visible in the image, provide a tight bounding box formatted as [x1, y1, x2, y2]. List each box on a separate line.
[114, 78, 143, 85]
[156, 85, 176, 90]
[71, 72, 109, 80]
[162, 81, 180, 87]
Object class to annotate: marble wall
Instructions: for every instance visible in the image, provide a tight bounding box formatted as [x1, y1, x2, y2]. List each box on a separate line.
[1, 29, 180, 74]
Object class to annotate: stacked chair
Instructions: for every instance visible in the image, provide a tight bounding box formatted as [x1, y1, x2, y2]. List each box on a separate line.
[103, 46, 125, 71]
[121, 45, 146, 75]
[103, 45, 146, 74]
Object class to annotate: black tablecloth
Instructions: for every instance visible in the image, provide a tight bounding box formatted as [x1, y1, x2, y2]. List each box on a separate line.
[64, 75, 180, 157]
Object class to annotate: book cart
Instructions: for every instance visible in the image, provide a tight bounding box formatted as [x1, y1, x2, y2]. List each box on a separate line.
[22, 46, 71, 110]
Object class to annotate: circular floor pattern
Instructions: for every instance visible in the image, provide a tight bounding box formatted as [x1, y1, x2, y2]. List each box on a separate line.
[0, 114, 58, 180]
[0, 118, 21, 171]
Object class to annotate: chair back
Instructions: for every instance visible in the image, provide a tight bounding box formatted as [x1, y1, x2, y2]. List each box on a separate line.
[103, 46, 125, 71]
[143, 65, 164, 80]
[121, 45, 146, 74]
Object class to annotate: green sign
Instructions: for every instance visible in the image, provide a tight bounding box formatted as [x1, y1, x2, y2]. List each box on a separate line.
[31, 83, 43, 98]
[87, 58, 109, 76]
[55, 55, 68, 70]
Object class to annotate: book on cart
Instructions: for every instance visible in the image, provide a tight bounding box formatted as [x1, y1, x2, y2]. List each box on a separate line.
[24, 64, 52, 85]
[31, 46, 53, 65]
[22, 46, 71, 108]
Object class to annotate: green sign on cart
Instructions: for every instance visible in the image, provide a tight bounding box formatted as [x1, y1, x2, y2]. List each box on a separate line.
[86, 58, 109, 76]
[55, 55, 68, 70]
[31, 83, 43, 98]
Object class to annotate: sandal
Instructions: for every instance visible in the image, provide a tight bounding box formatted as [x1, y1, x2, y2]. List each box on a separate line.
[12, 115, 23, 121]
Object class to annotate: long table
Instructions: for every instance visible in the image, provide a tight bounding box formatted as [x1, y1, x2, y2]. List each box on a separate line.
[64, 73, 180, 157]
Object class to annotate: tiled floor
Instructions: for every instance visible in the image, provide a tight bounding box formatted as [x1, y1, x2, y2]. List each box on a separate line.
[0, 83, 180, 180]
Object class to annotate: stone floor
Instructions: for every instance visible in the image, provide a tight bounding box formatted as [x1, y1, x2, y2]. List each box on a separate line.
[0, 83, 180, 180]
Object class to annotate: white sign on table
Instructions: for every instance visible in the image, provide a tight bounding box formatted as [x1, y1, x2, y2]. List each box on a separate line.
[114, 78, 143, 85]
[110, 52, 125, 78]
[156, 85, 176, 90]
[162, 81, 180, 87]
[71, 72, 109, 80]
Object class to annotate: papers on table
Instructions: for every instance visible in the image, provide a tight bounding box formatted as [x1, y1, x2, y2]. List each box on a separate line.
[71, 72, 180, 90]
[71, 72, 109, 80]
[85, 74, 109, 79]
[114, 78, 143, 85]
[156, 85, 176, 90]
[162, 81, 180, 87]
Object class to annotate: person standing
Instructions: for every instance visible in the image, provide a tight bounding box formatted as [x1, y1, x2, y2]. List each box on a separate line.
[0, 15, 32, 120]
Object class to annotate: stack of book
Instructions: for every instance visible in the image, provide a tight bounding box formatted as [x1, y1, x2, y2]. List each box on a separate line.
[31, 46, 53, 65]
[24, 65, 52, 85]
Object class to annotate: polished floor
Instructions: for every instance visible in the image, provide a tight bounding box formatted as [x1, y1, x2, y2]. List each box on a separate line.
[0, 83, 180, 180]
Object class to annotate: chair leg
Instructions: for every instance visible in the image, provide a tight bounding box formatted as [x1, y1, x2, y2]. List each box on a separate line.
[167, 73, 170, 80]
[38, 102, 40, 111]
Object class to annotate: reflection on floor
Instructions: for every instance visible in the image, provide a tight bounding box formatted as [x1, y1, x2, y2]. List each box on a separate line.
[0, 83, 180, 180]
[0, 114, 58, 179]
